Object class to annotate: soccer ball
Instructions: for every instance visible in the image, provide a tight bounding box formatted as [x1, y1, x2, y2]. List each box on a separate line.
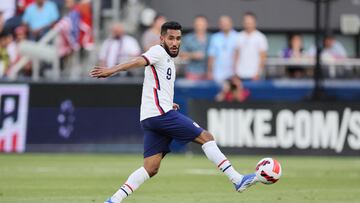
[255, 158, 282, 184]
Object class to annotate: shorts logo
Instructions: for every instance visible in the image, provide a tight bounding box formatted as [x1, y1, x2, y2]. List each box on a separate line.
[58, 100, 76, 139]
[193, 122, 200, 128]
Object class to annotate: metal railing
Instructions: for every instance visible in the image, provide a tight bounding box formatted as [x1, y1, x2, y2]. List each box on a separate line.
[8, 28, 61, 81]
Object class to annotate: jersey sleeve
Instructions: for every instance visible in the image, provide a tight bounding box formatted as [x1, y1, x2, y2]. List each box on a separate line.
[142, 46, 163, 66]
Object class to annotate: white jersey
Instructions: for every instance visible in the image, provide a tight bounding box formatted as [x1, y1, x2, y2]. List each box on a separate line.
[235, 30, 268, 79]
[140, 45, 176, 121]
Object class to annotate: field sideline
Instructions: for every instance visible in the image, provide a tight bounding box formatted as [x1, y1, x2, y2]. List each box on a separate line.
[0, 154, 359, 203]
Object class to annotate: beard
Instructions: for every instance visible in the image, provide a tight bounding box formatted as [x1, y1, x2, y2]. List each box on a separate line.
[163, 43, 180, 58]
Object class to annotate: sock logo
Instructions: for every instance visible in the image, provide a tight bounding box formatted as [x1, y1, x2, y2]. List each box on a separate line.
[193, 122, 200, 128]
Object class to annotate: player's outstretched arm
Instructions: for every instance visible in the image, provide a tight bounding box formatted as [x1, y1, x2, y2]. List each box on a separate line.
[89, 56, 148, 78]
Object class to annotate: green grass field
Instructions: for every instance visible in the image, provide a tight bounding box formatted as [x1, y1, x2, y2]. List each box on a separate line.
[0, 154, 359, 203]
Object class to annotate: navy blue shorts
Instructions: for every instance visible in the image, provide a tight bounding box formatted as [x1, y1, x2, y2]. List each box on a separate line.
[141, 110, 204, 158]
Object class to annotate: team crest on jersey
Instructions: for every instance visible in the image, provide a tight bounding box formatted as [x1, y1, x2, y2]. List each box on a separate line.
[193, 122, 200, 128]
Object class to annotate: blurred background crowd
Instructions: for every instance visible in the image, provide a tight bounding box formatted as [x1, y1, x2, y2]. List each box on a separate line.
[0, 0, 359, 102]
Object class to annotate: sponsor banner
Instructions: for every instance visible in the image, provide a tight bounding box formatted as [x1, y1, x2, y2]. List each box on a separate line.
[189, 100, 360, 155]
[0, 84, 29, 153]
[26, 83, 144, 152]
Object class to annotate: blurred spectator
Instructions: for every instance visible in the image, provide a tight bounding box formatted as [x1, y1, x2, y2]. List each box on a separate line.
[0, 0, 16, 23]
[56, 0, 81, 58]
[51, 0, 65, 13]
[216, 75, 250, 102]
[22, 0, 59, 41]
[283, 34, 304, 58]
[15, 26, 27, 42]
[13, 25, 32, 76]
[323, 34, 347, 58]
[4, 26, 32, 77]
[6, 33, 17, 66]
[0, 0, 16, 32]
[207, 15, 238, 83]
[141, 14, 166, 51]
[308, 33, 347, 59]
[99, 22, 141, 75]
[78, 0, 94, 51]
[2, 0, 33, 34]
[234, 12, 268, 81]
[180, 15, 210, 80]
[17, 0, 35, 14]
[0, 30, 12, 76]
[282, 34, 306, 78]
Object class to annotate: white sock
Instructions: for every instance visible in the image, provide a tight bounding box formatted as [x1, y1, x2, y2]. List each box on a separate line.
[110, 167, 150, 203]
[202, 140, 243, 184]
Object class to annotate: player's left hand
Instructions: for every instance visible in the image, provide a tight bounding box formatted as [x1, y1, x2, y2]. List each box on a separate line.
[173, 103, 180, 110]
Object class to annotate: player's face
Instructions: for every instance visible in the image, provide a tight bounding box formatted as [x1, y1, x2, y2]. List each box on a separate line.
[161, 29, 182, 57]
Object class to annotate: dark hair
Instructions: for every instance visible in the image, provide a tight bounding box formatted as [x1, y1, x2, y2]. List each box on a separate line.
[161, 21, 182, 35]
[324, 31, 335, 39]
[243, 11, 257, 19]
[0, 28, 12, 39]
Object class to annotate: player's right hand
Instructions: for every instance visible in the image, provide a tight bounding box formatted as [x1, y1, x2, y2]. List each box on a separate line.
[89, 66, 114, 78]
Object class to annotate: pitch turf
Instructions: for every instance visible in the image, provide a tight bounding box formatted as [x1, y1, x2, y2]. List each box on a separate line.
[0, 154, 359, 203]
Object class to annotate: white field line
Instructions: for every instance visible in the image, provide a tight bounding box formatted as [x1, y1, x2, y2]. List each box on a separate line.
[185, 169, 220, 175]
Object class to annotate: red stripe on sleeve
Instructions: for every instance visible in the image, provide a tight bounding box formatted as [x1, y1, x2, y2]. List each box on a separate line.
[141, 55, 150, 66]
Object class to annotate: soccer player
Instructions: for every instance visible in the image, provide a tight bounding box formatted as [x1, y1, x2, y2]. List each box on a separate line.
[90, 21, 258, 203]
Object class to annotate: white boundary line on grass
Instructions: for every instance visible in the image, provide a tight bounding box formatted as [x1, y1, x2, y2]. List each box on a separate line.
[185, 169, 219, 175]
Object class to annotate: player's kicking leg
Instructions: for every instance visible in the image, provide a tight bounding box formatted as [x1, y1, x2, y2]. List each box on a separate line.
[104, 153, 163, 203]
[194, 130, 258, 193]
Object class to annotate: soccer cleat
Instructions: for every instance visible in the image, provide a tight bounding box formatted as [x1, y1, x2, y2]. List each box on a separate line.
[235, 173, 258, 193]
[104, 198, 115, 203]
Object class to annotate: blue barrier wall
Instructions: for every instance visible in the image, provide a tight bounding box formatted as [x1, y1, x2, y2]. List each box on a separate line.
[2, 80, 359, 153]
